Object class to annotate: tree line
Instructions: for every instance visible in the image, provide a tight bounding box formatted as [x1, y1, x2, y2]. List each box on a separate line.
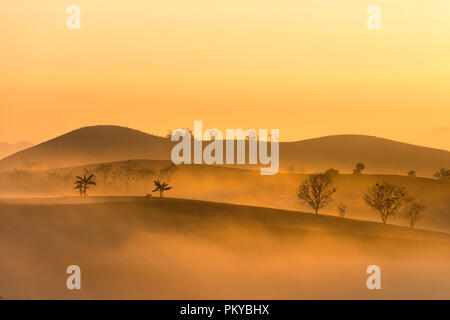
[297, 163, 432, 228]
[71, 161, 177, 197]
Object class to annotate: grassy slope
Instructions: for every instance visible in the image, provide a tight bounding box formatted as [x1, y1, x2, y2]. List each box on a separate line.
[1, 196, 449, 243]
[1, 197, 450, 299]
[1, 159, 449, 231]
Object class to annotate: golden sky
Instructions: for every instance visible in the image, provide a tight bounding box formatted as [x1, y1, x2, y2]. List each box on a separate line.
[0, 0, 449, 144]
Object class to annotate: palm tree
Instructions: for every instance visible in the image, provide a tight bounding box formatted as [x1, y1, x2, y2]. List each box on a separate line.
[73, 179, 84, 196]
[152, 180, 172, 198]
[73, 173, 96, 197]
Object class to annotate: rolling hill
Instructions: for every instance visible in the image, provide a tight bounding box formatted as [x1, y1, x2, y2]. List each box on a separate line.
[1, 197, 449, 299]
[280, 134, 450, 175]
[0, 126, 171, 170]
[1, 158, 449, 232]
[0, 125, 449, 176]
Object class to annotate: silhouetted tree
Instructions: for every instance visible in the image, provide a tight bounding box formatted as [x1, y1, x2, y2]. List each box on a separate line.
[9, 160, 37, 189]
[159, 163, 179, 182]
[95, 163, 113, 191]
[166, 128, 192, 138]
[337, 204, 347, 218]
[116, 160, 138, 192]
[297, 173, 337, 214]
[433, 168, 450, 182]
[287, 165, 296, 173]
[47, 170, 72, 190]
[61, 171, 73, 187]
[325, 168, 340, 178]
[73, 173, 96, 197]
[73, 180, 83, 196]
[402, 196, 425, 228]
[9, 168, 30, 189]
[22, 160, 37, 170]
[363, 182, 408, 224]
[152, 180, 172, 198]
[407, 170, 416, 177]
[353, 163, 365, 175]
[137, 168, 156, 193]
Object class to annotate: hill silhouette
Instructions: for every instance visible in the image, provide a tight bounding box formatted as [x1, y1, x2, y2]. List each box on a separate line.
[0, 125, 449, 176]
[0, 126, 171, 170]
[279, 134, 450, 175]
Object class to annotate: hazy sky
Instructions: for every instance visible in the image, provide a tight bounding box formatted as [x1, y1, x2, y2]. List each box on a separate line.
[1, 1, 449, 144]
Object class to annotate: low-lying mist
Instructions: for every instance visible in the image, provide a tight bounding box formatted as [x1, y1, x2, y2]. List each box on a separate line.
[1, 161, 449, 232]
[0, 198, 449, 299]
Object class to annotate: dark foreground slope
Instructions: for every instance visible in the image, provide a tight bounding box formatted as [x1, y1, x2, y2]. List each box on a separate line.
[0, 197, 449, 299]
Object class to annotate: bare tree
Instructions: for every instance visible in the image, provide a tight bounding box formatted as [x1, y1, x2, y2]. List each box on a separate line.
[61, 171, 73, 187]
[9, 161, 37, 189]
[286, 165, 296, 173]
[116, 160, 138, 192]
[353, 163, 365, 175]
[9, 168, 30, 190]
[337, 204, 347, 218]
[363, 182, 408, 224]
[158, 163, 179, 182]
[297, 173, 337, 215]
[47, 170, 72, 191]
[407, 170, 416, 177]
[95, 163, 113, 192]
[402, 196, 425, 228]
[137, 168, 156, 193]
[433, 168, 450, 182]
[47, 170, 60, 184]
[46, 171, 60, 189]
[22, 160, 37, 170]
[166, 128, 192, 138]
[325, 168, 340, 178]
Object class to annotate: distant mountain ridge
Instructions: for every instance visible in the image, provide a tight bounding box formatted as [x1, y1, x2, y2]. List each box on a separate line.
[0, 125, 449, 176]
[0, 141, 34, 159]
[0, 126, 170, 170]
[279, 134, 450, 175]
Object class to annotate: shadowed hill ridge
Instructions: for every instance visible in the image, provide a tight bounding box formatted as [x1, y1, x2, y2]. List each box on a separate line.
[0, 126, 171, 170]
[1, 196, 449, 243]
[0, 125, 449, 175]
[279, 134, 450, 174]
[1, 196, 450, 299]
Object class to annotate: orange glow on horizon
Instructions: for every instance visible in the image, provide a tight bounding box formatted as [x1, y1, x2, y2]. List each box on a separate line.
[0, 1, 449, 146]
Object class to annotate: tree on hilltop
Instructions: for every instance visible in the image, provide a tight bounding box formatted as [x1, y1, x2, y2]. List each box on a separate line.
[152, 180, 172, 198]
[74, 173, 96, 197]
[353, 163, 365, 175]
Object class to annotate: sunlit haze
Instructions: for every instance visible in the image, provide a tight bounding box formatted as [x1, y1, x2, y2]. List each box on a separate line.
[1, 1, 449, 145]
